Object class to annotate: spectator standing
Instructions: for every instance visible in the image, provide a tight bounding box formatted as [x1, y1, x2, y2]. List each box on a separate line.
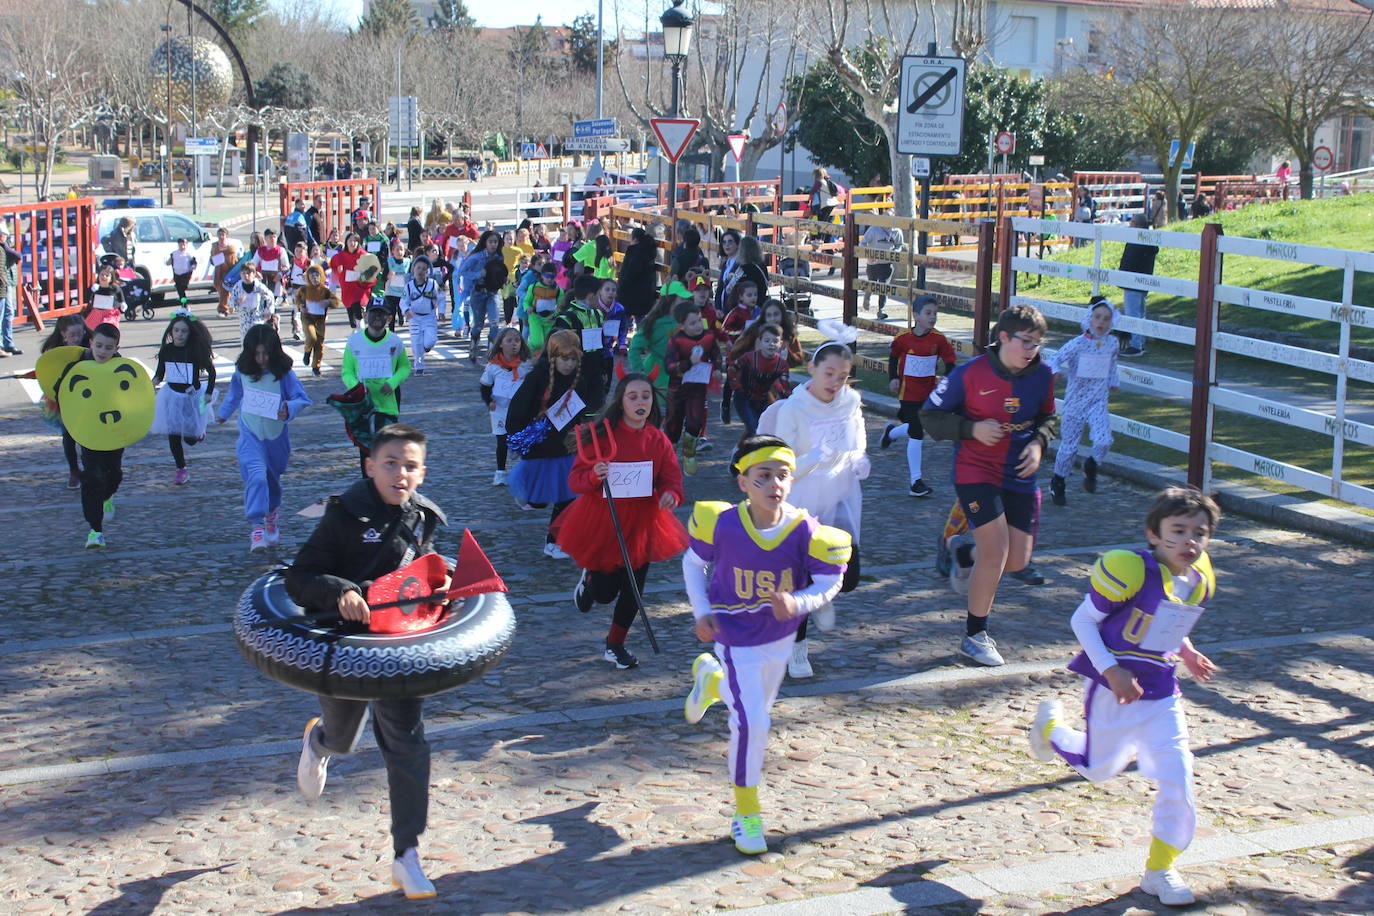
[1117, 214, 1158, 356]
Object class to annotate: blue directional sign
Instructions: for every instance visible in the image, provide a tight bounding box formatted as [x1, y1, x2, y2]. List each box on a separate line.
[574, 118, 618, 138]
[1169, 139, 1196, 170]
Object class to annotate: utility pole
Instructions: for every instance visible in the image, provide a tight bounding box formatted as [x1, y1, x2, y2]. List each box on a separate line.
[188, 1, 198, 215]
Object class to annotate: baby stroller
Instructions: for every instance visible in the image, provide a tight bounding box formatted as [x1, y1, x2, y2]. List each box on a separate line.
[776, 256, 812, 316]
[100, 254, 155, 321]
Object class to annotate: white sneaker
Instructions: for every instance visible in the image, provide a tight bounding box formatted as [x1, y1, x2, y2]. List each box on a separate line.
[1140, 867, 1195, 906]
[787, 639, 813, 679]
[264, 511, 280, 546]
[1029, 699, 1062, 762]
[960, 632, 1005, 667]
[250, 528, 267, 552]
[811, 601, 836, 632]
[947, 534, 973, 595]
[493, 469, 507, 486]
[544, 542, 570, 560]
[731, 814, 767, 855]
[296, 718, 330, 801]
[391, 847, 437, 899]
[684, 652, 722, 724]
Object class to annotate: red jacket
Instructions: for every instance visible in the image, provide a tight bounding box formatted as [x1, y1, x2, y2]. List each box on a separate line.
[890, 329, 956, 402]
[330, 248, 375, 304]
[568, 421, 684, 505]
[719, 305, 751, 347]
[665, 328, 721, 384]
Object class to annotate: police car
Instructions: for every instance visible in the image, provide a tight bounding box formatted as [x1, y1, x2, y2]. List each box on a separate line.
[96, 202, 218, 303]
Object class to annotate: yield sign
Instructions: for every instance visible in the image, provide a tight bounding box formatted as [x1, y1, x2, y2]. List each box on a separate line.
[650, 117, 699, 164]
[727, 134, 747, 163]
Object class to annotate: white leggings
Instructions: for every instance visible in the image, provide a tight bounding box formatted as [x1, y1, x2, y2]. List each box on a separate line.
[409, 312, 437, 369]
[716, 635, 793, 788]
[1050, 681, 1196, 852]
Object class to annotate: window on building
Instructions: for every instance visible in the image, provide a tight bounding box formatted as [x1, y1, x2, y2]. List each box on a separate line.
[1005, 16, 1038, 65]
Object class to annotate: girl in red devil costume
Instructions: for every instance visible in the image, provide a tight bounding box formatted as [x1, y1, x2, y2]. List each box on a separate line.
[558, 365, 688, 669]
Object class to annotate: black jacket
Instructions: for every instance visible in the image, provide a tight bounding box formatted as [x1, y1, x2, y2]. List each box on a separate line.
[504, 359, 591, 459]
[1118, 240, 1158, 278]
[617, 241, 661, 317]
[285, 478, 447, 612]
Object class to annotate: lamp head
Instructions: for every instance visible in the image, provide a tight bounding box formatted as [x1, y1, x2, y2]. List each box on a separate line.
[660, 0, 694, 60]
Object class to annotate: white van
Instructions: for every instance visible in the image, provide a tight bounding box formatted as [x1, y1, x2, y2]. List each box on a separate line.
[96, 207, 218, 302]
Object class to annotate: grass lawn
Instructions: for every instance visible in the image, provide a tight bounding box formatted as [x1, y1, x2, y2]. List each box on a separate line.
[1011, 195, 1374, 354]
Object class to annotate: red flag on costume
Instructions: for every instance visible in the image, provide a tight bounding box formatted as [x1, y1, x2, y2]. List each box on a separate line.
[366, 553, 449, 634]
[446, 529, 508, 599]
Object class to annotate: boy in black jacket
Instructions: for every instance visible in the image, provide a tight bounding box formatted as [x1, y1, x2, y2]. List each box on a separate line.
[285, 423, 449, 899]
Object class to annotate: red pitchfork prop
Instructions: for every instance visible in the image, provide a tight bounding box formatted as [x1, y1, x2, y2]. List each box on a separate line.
[575, 418, 661, 653]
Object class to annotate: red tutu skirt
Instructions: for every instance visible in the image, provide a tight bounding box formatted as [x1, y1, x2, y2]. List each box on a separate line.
[555, 493, 688, 572]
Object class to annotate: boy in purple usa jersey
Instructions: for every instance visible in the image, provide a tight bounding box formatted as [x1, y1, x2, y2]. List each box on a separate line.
[1029, 487, 1221, 907]
[921, 305, 1056, 666]
[681, 435, 852, 855]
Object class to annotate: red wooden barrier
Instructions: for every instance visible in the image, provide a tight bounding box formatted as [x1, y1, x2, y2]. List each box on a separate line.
[3, 198, 98, 329]
[279, 178, 380, 241]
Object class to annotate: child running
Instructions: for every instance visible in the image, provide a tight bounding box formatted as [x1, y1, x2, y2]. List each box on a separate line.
[920, 305, 1056, 667]
[479, 327, 529, 486]
[55, 323, 126, 547]
[757, 333, 868, 678]
[293, 264, 339, 377]
[231, 264, 277, 342]
[879, 294, 956, 498]
[553, 275, 610, 409]
[286, 423, 449, 900]
[150, 313, 216, 485]
[521, 260, 562, 353]
[216, 324, 311, 551]
[83, 265, 125, 331]
[1029, 487, 1221, 907]
[561, 371, 688, 670]
[1049, 296, 1120, 506]
[663, 300, 721, 475]
[39, 316, 91, 489]
[681, 435, 852, 854]
[729, 322, 792, 435]
[504, 330, 590, 559]
[341, 302, 411, 473]
[400, 256, 441, 374]
[718, 278, 761, 426]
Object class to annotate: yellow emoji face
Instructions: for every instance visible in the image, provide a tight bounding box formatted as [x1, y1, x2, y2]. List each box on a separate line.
[36, 345, 85, 401]
[59, 357, 155, 450]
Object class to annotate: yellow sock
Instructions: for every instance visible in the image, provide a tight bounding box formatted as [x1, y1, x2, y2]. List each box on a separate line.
[1041, 715, 1057, 744]
[706, 670, 723, 702]
[1146, 836, 1182, 871]
[733, 784, 760, 816]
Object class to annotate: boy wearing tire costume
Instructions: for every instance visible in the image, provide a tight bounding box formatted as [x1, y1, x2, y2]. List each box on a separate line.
[284, 423, 449, 900]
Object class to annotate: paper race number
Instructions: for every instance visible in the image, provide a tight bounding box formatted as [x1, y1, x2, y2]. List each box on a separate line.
[607, 460, 653, 498]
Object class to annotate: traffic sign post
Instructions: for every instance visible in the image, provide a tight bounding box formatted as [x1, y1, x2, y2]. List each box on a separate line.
[910, 157, 931, 178]
[185, 137, 219, 156]
[1168, 139, 1196, 170]
[650, 117, 700, 233]
[1313, 145, 1333, 172]
[995, 131, 1015, 175]
[727, 134, 747, 183]
[388, 96, 419, 192]
[573, 118, 618, 138]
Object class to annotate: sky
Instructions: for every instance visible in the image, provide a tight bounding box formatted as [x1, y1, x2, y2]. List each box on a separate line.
[311, 0, 607, 29]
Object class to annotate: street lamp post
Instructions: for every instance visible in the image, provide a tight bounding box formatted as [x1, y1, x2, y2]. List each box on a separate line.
[659, 0, 694, 243]
[188, 0, 198, 215]
[161, 22, 173, 207]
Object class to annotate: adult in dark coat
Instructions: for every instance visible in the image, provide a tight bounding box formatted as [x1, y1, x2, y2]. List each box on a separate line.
[616, 227, 661, 320]
[1117, 213, 1159, 356]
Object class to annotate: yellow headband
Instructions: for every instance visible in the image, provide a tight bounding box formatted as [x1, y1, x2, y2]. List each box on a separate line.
[733, 446, 796, 474]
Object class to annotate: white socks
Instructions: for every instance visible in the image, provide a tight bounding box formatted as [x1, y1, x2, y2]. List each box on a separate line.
[907, 437, 923, 484]
[889, 423, 909, 439]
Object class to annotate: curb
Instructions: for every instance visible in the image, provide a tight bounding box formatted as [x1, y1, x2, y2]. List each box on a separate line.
[850, 386, 1374, 548]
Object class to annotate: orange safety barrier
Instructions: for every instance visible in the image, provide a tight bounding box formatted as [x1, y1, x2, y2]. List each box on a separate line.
[279, 178, 380, 241]
[4, 198, 98, 329]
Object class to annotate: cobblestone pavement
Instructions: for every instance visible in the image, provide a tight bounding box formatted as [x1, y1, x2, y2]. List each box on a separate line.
[2, 310, 1372, 914]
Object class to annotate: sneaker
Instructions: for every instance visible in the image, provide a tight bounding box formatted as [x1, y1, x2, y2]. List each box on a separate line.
[1029, 699, 1062, 762]
[1009, 563, 1045, 586]
[1140, 867, 1195, 906]
[935, 533, 953, 578]
[960, 631, 1005, 667]
[909, 479, 933, 498]
[947, 534, 973, 595]
[296, 717, 330, 800]
[173, 467, 189, 486]
[684, 652, 723, 724]
[1120, 346, 1145, 357]
[811, 601, 836, 633]
[1083, 456, 1098, 493]
[695, 436, 713, 453]
[67, 472, 80, 490]
[544, 542, 570, 560]
[84, 530, 105, 549]
[391, 847, 437, 900]
[604, 643, 639, 669]
[492, 469, 507, 486]
[301, 353, 310, 367]
[1050, 474, 1067, 507]
[879, 422, 897, 449]
[787, 639, 813, 678]
[720, 403, 732, 425]
[312, 366, 321, 377]
[573, 569, 594, 613]
[876, 309, 889, 321]
[250, 528, 267, 552]
[414, 367, 425, 375]
[3, 345, 23, 355]
[102, 497, 116, 521]
[731, 814, 767, 855]
[682, 435, 699, 476]
[264, 511, 280, 547]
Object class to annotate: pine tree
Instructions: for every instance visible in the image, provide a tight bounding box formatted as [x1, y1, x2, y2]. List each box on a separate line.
[356, 0, 420, 39]
[428, 0, 474, 32]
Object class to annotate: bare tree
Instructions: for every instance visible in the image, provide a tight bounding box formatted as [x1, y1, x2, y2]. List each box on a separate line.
[812, 0, 923, 216]
[1241, 6, 1374, 198]
[1065, 4, 1249, 221]
[0, 0, 98, 198]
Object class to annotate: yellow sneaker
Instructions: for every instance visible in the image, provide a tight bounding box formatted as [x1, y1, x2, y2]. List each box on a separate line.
[684, 653, 722, 724]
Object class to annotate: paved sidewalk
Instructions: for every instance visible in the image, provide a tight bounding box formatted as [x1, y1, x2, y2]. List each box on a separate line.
[1, 312, 1372, 913]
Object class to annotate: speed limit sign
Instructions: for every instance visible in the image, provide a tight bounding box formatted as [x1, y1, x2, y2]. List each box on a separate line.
[1313, 145, 1334, 172]
[995, 131, 1015, 155]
